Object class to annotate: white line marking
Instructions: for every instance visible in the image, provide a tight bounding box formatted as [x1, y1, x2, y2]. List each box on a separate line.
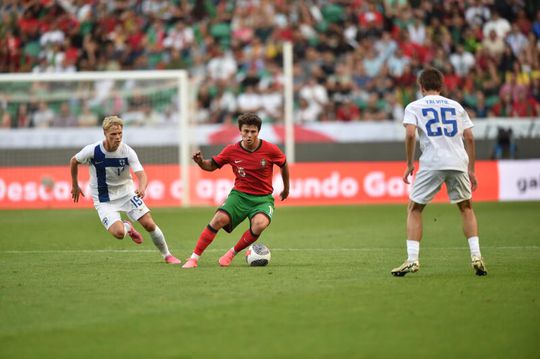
[1, 246, 538, 254]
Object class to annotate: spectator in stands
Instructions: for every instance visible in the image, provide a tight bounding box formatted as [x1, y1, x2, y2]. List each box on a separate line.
[53, 103, 78, 127]
[483, 10, 511, 39]
[469, 91, 490, 119]
[384, 91, 405, 122]
[498, 44, 518, 75]
[506, 23, 529, 58]
[482, 29, 506, 60]
[465, 0, 491, 28]
[32, 101, 54, 128]
[362, 47, 385, 78]
[375, 31, 398, 62]
[78, 102, 98, 127]
[500, 70, 528, 102]
[260, 84, 283, 123]
[336, 96, 361, 122]
[1, 0, 538, 123]
[363, 93, 387, 121]
[210, 83, 237, 124]
[296, 98, 317, 124]
[207, 47, 237, 82]
[0, 96, 9, 128]
[533, 10, 540, 38]
[531, 77, 540, 104]
[450, 44, 476, 77]
[489, 91, 513, 117]
[163, 21, 194, 56]
[511, 88, 539, 117]
[299, 78, 328, 122]
[237, 84, 262, 115]
[407, 15, 426, 46]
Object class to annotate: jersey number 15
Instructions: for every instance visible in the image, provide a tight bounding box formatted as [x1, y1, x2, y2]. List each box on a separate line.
[422, 107, 457, 137]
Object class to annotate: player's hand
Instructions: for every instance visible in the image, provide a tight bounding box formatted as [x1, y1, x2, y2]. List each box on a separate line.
[192, 151, 204, 165]
[71, 185, 85, 203]
[280, 188, 289, 201]
[135, 188, 145, 199]
[469, 171, 478, 191]
[403, 165, 415, 184]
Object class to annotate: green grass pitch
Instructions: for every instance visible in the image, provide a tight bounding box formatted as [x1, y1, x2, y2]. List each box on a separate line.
[1, 202, 539, 358]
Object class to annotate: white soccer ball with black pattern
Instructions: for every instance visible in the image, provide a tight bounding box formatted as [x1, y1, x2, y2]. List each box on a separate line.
[245, 243, 271, 266]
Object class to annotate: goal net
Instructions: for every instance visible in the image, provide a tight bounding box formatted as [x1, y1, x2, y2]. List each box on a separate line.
[0, 70, 192, 208]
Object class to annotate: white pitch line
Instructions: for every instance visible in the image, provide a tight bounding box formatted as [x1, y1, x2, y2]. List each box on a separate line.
[1, 246, 539, 254]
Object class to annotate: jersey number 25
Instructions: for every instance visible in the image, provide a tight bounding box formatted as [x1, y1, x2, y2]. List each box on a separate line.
[422, 107, 457, 137]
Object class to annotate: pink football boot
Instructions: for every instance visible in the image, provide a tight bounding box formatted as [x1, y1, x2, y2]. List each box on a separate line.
[123, 221, 143, 244]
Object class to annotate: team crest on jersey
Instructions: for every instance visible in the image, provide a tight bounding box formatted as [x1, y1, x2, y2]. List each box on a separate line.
[260, 159, 267, 168]
[119, 159, 126, 166]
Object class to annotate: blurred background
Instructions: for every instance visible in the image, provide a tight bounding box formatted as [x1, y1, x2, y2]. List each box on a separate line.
[1, 0, 539, 124]
[0, 0, 539, 208]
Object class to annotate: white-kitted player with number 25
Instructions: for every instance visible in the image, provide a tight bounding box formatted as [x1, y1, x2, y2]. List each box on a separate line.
[70, 115, 181, 264]
[391, 67, 487, 277]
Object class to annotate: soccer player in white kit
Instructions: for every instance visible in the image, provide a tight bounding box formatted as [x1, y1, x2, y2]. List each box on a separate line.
[70, 116, 181, 264]
[391, 68, 487, 277]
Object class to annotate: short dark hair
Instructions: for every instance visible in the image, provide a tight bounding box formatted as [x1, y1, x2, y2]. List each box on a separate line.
[237, 112, 262, 131]
[418, 67, 444, 92]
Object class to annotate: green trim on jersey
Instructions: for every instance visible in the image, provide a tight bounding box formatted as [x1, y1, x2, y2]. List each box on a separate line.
[218, 189, 275, 233]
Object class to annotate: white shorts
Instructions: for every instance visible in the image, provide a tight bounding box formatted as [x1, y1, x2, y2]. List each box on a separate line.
[410, 169, 472, 204]
[94, 193, 150, 230]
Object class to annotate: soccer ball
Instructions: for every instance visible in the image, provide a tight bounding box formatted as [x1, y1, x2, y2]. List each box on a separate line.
[245, 243, 271, 266]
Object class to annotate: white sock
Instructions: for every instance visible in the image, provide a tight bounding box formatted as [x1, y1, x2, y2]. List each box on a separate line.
[468, 236, 481, 257]
[407, 240, 420, 262]
[190, 253, 200, 260]
[230, 247, 237, 255]
[123, 222, 131, 238]
[149, 226, 171, 257]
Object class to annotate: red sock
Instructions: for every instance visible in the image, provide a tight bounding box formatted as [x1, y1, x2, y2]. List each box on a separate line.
[233, 229, 259, 253]
[194, 225, 218, 256]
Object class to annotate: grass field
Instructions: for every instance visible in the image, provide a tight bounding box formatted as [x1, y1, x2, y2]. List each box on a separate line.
[1, 202, 539, 358]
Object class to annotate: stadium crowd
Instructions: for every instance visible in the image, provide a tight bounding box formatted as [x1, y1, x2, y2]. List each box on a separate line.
[0, 0, 539, 128]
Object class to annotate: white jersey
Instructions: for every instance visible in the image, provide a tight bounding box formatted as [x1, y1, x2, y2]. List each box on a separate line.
[403, 95, 473, 172]
[75, 141, 144, 203]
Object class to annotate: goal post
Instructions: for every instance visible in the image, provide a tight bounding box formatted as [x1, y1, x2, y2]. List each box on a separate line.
[0, 70, 192, 207]
[283, 41, 295, 164]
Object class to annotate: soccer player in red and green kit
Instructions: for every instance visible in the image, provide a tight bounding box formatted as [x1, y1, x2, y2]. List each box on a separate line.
[182, 113, 290, 268]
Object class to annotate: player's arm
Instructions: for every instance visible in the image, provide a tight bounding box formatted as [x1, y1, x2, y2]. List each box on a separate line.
[279, 163, 290, 201]
[70, 156, 85, 202]
[403, 124, 416, 184]
[192, 151, 219, 171]
[463, 128, 478, 191]
[133, 171, 148, 198]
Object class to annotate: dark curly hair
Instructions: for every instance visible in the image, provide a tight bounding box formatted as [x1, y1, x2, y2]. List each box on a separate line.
[237, 112, 262, 131]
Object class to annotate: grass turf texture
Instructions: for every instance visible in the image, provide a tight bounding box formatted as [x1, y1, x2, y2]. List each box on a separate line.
[0, 202, 539, 358]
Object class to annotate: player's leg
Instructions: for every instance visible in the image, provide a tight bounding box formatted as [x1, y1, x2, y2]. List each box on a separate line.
[121, 194, 149, 244]
[108, 220, 130, 239]
[95, 201, 132, 240]
[406, 200, 425, 258]
[219, 213, 271, 267]
[134, 212, 181, 264]
[182, 210, 231, 268]
[457, 200, 487, 275]
[238, 213, 270, 252]
[391, 201, 425, 276]
[392, 169, 442, 277]
[219, 193, 274, 267]
[448, 171, 487, 276]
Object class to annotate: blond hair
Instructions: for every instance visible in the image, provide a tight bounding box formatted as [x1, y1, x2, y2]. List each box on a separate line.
[102, 115, 124, 131]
